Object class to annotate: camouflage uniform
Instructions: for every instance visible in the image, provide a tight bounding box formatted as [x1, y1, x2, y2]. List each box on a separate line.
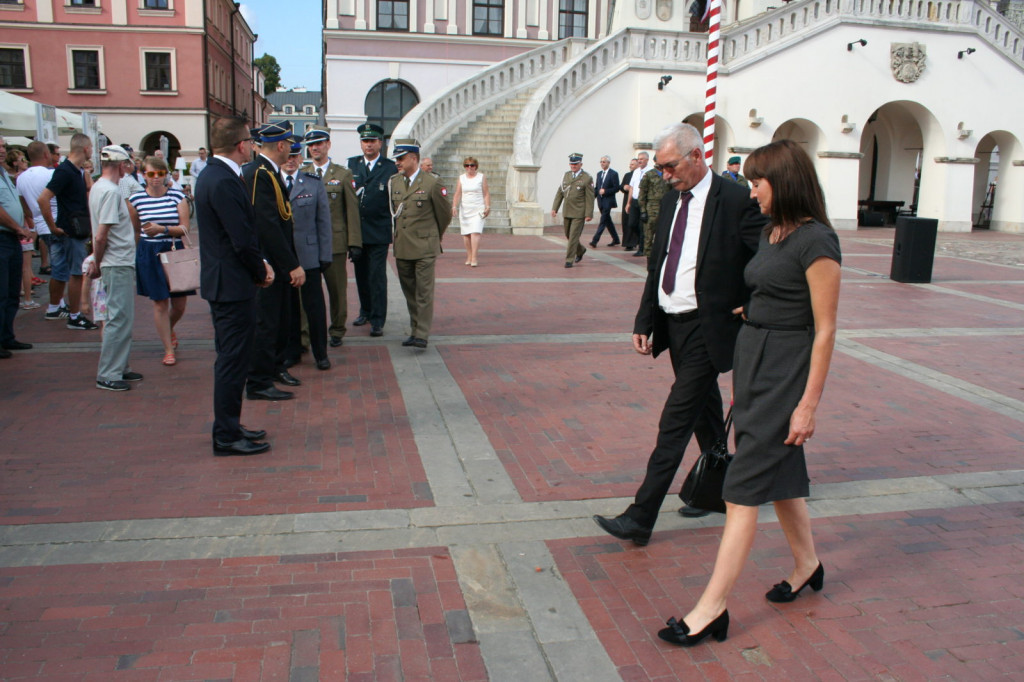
[638, 170, 669, 260]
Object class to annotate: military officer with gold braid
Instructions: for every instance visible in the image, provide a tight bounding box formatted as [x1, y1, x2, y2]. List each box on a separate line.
[242, 121, 305, 401]
[551, 152, 595, 268]
[389, 143, 452, 349]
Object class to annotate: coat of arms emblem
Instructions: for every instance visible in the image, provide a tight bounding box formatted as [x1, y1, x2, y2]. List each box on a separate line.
[891, 42, 926, 83]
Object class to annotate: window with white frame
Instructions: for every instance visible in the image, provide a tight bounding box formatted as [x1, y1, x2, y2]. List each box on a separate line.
[0, 45, 29, 89]
[473, 0, 503, 36]
[304, 105, 314, 115]
[377, 0, 409, 31]
[142, 49, 175, 92]
[558, 0, 587, 39]
[283, 105, 294, 114]
[68, 46, 103, 90]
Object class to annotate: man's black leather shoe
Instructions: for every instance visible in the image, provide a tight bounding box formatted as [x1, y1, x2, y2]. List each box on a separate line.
[329, 336, 343, 347]
[0, 348, 12, 359]
[370, 326, 383, 337]
[275, 371, 301, 386]
[352, 316, 368, 326]
[588, 241, 598, 247]
[633, 250, 645, 257]
[214, 438, 270, 456]
[401, 336, 416, 346]
[2, 340, 33, 350]
[247, 387, 294, 401]
[678, 505, 711, 518]
[316, 358, 331, 370]
[608, 240, 620, 246]
[564, 262, 573, 268]
[593, 514, 652, 546]
[240, 426, 267, 440]
[574, 253, 584, 263]
[412, 337, 428, 348]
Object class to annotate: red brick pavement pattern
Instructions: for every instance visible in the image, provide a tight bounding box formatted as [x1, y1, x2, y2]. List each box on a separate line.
[842, 254, 1024, 282]
[836, 281, 1020, 329]
[0, 346, 432, 525]
[0, 547, 485, 681]
[549, 502, 1024, 681]
[853, 335, 1024, 404]
[436, 233, 636, 280]
[935, 282, 1024, 306]
[440, 344, 1024, 502]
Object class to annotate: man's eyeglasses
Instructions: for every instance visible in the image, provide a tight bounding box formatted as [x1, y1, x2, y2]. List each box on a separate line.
[145, 170, 168, 178]
[654, 158, 682, 173]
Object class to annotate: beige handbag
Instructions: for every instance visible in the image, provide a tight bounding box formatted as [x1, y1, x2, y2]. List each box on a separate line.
[159, 231, 200, 293]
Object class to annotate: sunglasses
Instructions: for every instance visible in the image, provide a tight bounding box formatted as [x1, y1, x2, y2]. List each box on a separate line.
[464, 164, 477, 168]
[145, 170, 168, 178]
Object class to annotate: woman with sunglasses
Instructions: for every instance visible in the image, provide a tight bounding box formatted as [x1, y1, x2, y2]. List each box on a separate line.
[127, 156, 193, 366]
[450, 156, 490, 267]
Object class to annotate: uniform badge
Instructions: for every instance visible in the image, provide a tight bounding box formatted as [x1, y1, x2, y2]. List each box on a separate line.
[416, 201, 424, 207]
[327, 179, 341, 186]
[378, 182, 384, 191]
[352, 180, 356, 188]
[441, 187, 448, 196]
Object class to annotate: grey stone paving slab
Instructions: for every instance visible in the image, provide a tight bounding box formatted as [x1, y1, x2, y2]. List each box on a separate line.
[919, 283, 1024, 310]
[476, 631, 553, 680]
[544, 640, 621, 682]
[840, 327, 1024, 338]
[292, 509, 410, 533]
[808, 489, 972, 517]
[451, 545, 529, 634]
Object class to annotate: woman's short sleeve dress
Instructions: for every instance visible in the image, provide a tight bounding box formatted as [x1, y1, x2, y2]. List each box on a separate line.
[130, 189, 195, 300]
[723, 220, 841, 506]
[458, 173, 486, 235]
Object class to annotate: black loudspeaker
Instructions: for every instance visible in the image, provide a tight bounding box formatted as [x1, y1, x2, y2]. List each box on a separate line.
[890, 217, 938, 283]
[859, 210, 885, 227]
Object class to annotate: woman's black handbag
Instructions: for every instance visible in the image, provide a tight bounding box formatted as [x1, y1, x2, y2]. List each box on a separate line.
[680, 408, 734, 514]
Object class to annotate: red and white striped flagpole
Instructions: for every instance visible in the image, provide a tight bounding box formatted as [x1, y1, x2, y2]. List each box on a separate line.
[703, 0, 723, 168]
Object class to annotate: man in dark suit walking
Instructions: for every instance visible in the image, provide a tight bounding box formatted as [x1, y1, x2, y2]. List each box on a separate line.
[618, 158, 637, 247]
[348, 123, 398, 338]
[196, 116, 274, 456]
[243, 121, 306, 401]
[589, 155, 620, 247]
[594, 122, 766, 544]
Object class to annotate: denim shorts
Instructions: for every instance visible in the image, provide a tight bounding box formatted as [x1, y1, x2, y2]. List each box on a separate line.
[46, 234, 88, 282]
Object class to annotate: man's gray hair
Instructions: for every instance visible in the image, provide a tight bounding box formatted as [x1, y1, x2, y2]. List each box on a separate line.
[600, 155, 610, 162]
[653, 123, 704, 156]
[637, 151, 650, 160]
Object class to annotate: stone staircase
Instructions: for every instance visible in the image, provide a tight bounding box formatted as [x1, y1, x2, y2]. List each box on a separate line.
[430, 90, 537, 233]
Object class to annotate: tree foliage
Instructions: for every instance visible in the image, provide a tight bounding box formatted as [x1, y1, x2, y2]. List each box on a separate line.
[254, 53, 281, 95]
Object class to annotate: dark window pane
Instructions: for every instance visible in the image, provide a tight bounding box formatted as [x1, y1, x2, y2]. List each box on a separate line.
[0, 48, 27, 89]
[364, 79, 419, 140]
[378, 0, 409, 32]
[145, 52, 171, 90]
[72, 50, 100, 89]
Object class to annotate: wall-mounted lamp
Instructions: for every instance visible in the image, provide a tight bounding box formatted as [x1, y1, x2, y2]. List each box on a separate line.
[748, 108, 764, 128]
[840, 114, 855, 134]
[957, 47, 976, 59]
[657, 75, 672, 91]
[956, 122, 972, 140]
[847, 39, 867, 51]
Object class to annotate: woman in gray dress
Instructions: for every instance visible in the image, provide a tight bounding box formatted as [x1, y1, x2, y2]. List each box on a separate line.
[658, 139, 841, 647]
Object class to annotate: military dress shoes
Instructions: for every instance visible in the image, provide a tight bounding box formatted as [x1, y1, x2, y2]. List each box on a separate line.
[0, 348, 11, 359]
[247, 386, 294, 401]
[2, 340, 33, 350]
[412, 338, 428, 348]
[593, 514, 652, 546]
[678, 505, 711, 518]
[316, 358, 331, 370]
[370, 326, 383, 337]
[564, 262, 573, 268]
[402, 336, 417, 347]
[213, 438, 270, 456]
[275, 370, 301, 386]
[329, 336, 343, 347]
[588, 241, 598, 247]
[608, 240, 620, 246]
[240, 426, 267, 441]
[352, 316, 368, 326]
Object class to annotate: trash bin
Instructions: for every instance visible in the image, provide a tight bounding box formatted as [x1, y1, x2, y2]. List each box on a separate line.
[890, 216, 938, 283]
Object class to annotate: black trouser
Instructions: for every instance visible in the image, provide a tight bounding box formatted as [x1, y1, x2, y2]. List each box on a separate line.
[287, 266, 327, 364]
[626, 316, 726, 528]
[0, 232, 21, 347]
[353, 243, 389, 328]
[246, 277, 295, 392]
[209, 298, 257, 442]
[624, 201, 642, 249]
[592, 204, 619, 244]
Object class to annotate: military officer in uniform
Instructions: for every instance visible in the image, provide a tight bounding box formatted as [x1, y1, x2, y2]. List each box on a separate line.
[550, 152, 595, 268]
[721, 155, 749, 187]
[302, 126, 362, 348]
[242, 121, 305, 401]
[348, 123, 397, 337]
[638, 159, 669, 261]
[389, 143, 452, 349]
[282, 137, 332, 370]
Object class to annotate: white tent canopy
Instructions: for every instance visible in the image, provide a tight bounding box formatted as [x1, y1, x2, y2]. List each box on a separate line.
[0, 91, 85, 138]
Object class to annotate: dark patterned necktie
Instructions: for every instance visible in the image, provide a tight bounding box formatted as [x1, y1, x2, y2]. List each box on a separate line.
[661, 191, 694, 295]
[316, 167, 323, 180]
[286, 175, 293, 194]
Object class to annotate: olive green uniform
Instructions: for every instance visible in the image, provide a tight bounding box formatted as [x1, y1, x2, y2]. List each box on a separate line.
[552, 170, 595, 264]
[301, 161, 361, 341]
[638, 170, 669, 259]
[389, 171, 452, 341]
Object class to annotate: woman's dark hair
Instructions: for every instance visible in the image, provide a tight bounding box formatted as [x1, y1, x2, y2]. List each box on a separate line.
[744, 139, 831, 232]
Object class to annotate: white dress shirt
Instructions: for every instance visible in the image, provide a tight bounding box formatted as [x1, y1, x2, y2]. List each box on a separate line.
[213, 155, 242, 177]
[658, 169, 713, 314]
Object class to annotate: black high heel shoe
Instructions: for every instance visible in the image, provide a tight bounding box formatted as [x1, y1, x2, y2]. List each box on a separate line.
[657, 610, 729, 647]
[765, 562, 824, 603]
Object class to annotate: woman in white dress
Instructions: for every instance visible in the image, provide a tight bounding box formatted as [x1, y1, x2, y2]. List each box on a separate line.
[451, 156, 490, 267]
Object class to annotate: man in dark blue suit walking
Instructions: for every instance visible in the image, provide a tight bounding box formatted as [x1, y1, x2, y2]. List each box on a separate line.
[196, 117, 273, 456]
[589, 155, 621, 247]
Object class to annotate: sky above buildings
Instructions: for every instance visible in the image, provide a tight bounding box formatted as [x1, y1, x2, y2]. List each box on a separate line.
[241, 0, 322, 91]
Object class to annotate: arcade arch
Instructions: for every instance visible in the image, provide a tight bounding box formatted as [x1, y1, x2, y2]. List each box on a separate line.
[772, 118, 825, 170]
[364, 80, 419, 145]
[140, 131, 181, 168]
[973, 131, 1024, 232]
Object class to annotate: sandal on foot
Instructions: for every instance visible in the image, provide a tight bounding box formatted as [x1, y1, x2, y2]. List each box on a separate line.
[162, 353, 177, 366]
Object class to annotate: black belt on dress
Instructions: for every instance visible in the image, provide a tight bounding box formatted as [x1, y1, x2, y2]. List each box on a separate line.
[743, 319, 812, 332]
[665, 309, 700, 323]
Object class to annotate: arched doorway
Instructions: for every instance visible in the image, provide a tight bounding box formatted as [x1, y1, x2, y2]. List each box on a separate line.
[140, 131, 181, 168]
[364, 80, 419, 148]
[681, 112, 736, 171]
[973, 131, 1024, 232]
[772, 118, 824, 165]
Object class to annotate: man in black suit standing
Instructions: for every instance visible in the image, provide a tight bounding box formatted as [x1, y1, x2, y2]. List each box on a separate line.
[196, 117, 274, 456]
[243, 121, 306, 401]
[589, 155, 620, 247]
[348, 123, 398, 338]
[618, 158, 637, 247]
[594, 122, 765, 545]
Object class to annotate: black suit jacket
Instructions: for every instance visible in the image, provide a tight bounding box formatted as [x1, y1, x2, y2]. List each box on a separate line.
[634, 173, 766, 372]
[196, 157, 266, 303]
[242, 155, 300, 277]
[596, 168, 620, 209]
[348, 154, 399, 244]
